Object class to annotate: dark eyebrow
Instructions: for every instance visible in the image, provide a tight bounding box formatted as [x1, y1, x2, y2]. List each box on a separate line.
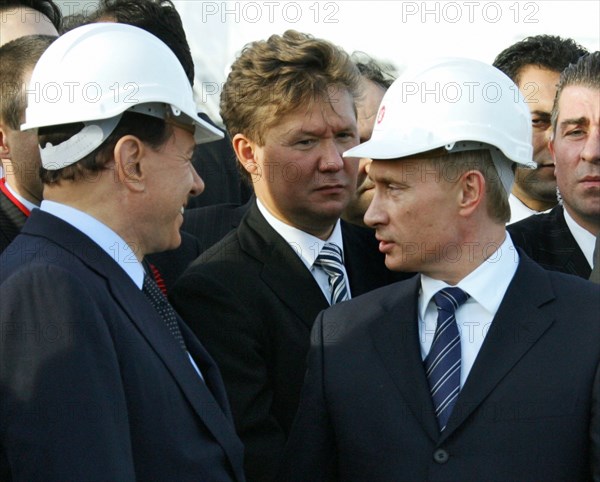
[530, 111, 551, 118]
[560, 117, 589, 129]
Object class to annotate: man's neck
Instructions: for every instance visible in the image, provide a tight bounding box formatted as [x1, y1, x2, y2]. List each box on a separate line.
[511, 185, 556, 212]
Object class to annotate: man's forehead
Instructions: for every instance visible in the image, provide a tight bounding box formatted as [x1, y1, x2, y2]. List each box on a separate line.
[557, 85, 600, 118]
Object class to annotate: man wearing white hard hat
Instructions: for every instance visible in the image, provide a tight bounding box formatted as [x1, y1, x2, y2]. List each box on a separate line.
[280, 58, 600, 481]
[0, 23, 245, 481]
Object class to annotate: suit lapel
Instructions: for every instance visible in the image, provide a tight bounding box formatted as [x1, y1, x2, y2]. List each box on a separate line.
[441, 255, 556, 441]
[22, 211, 244, 478]
[101, 262, 246, 480]
[369, 277, 440, 442]
[549, 206, 591, 277]
[241, 202, 329, 330]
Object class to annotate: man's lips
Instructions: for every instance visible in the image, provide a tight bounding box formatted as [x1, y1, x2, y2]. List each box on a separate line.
[375, 236, 394, 253]
[580, 175, 600, 187]
[316, 183, 346, 192]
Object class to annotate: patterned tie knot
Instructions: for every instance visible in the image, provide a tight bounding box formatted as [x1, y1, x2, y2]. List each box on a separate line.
[314, 242, 349, 305]
[425, 286, 469, 432]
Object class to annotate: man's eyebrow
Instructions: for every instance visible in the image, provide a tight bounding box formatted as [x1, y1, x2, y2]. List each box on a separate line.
[530, 110, 551, 117]
[560, 116, 589, 128]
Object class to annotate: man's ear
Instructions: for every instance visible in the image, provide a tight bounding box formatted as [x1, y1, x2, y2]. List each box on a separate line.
[457, 169, 485, 217]
[113, 135, 146, 192]
[0, 125, 11, 159]
[232, 133, 261, 178]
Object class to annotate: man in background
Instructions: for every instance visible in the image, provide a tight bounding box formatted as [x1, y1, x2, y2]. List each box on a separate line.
[0, 34, 54, 253]
[171, 30, 405, 482]
[493, 35, 588, 223]
[509, 52, 600, 279]
[342, 54, 394, 228]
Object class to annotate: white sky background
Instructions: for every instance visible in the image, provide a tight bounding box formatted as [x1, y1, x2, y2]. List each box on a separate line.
[172, 0, 599, 122]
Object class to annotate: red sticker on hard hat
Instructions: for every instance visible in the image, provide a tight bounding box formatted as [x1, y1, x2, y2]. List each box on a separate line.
[377, 105, 385, 124]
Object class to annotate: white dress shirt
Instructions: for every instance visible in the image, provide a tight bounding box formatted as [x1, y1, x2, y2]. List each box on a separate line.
[40, 200, 204, 379]
[4, 179, 39, 213]
[418, 233, 520, 387]
[507, 193, 550, 224]
[563, 207, 595, 269]
[257, 198, 351, 304]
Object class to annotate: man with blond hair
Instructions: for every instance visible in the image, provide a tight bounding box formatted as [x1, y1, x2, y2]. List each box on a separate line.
[171, 30, 403, 481]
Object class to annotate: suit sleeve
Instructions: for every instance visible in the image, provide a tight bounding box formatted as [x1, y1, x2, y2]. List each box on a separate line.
[278, 311, 337, 482]
[0, 265, 135, 481]
[171, 267, 286, 481]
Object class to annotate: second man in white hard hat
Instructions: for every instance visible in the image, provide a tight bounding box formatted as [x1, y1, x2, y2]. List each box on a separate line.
[279, 57, 600, 482]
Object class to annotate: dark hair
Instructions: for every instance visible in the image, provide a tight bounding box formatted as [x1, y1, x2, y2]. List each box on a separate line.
[351, 52, 396, 90]
[92, 0, 194, 85]
[551, 51, 600, 132]
[493, 34, 588, 84]
[0, 34, 55, 129]
[0, 0, 62, 31]
[39, 112, 173, 184]
[59, 13, 90, 33]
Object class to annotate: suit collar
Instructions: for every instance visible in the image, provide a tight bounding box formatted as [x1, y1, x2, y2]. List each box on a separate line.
[21, 210, 245, 479]
[369, 254, 557, 444]
[240, 201, 329, 329]
[542, 206, 590, 276]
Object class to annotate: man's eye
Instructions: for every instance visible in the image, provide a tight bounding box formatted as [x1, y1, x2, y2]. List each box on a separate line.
[566, 129, 584, 137]
[532, 118, 549, 127]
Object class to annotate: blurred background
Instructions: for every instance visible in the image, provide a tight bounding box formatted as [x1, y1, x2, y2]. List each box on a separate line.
[55, 0, 600, 122]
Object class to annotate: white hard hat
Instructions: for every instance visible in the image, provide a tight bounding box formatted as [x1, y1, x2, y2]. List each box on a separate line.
[21, 22, 223, 170]
[344, 57, 535, 193]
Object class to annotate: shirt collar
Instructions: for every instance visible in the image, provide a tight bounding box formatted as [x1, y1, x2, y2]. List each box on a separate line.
[3, 178, 39, 213]
[40, 200, 145, 288]
[563, 207, 595, 268]
[419, 233, 519, 320]
[256, 198, 344, 269]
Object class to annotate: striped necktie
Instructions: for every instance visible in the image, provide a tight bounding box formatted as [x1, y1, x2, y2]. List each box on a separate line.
[424, 287, 469, 431]
[314, 242, 349, 305]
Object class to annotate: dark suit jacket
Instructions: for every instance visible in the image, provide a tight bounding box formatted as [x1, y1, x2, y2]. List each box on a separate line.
[182, 197, 253, 254]
[279, 253, 600, 482]
[145, 230, 202, 292]
[0, 210, 245, 482]
[187, 113, 252, 209]
[170, 201, 412, 482]
[0, 186, 27, 254]
[508, 205, 592, 278]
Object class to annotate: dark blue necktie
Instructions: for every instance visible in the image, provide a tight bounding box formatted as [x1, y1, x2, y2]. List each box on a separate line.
[314, 243, 349, 305]
[142, 273, 187, 351]
[424, 287, 469, 431]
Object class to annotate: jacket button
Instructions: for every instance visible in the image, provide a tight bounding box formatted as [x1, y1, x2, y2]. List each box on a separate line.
[433, 448, 449, 464]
